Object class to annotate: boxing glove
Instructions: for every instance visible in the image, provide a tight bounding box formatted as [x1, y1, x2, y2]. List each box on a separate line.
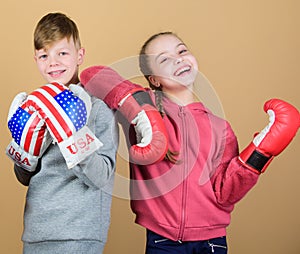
[239, 98, 300, 174]
[80, 65, 168, 165]
[6, 92, 52, 171]
[25, 82, 103, 169]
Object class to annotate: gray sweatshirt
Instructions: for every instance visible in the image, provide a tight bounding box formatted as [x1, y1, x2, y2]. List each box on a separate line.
[14, 95, 119, 244]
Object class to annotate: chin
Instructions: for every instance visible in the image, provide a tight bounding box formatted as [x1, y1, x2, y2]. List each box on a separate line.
[177, 73, 197, 86]
[50, 79, 68, 85]
[178, 78, 196, 87]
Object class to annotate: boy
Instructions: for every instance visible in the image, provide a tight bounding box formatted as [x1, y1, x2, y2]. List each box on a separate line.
[7, 12, 119, 254]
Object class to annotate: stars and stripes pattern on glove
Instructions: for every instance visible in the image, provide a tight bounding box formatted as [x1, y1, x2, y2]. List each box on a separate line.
[25, 82, 87, 143]
[6, 92, 52, 172]
[8, 106, 48, 157]
[24, 82, 103, 169]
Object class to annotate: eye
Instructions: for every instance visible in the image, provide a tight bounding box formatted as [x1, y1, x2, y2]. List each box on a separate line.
[59, 51, 69, 56]
[39, 54, 48, 60]
[160, 57, 168, 64]
[177, 44, 189, 55]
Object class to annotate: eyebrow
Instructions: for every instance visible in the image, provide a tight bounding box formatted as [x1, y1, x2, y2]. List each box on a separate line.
[155, 42, 186, 62]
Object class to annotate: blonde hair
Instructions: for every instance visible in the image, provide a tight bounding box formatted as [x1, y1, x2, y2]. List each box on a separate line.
[34, 12, 81, 50]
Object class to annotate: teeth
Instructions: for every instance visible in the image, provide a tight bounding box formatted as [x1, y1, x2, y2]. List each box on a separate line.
[49, 70, 63, 75]
[175, 66, 191, 76]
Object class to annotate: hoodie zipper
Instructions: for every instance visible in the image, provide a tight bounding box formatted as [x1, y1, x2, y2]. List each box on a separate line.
[178, 106, 188, 241]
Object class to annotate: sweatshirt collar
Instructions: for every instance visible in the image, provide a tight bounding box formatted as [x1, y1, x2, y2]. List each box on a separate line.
[162, 95, 210, 114]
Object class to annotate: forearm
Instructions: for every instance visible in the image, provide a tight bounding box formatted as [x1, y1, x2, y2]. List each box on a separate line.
[72, 98, 119, 189]
[73, 146, 117, 189]
[14, 161, 41, 186]
[213, 157, 259, 207]
[211, 122, 259, 207]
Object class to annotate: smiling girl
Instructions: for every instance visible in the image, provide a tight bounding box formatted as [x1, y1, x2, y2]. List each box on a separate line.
[133, 32, 298, 254]
[80, 31, 299, 254]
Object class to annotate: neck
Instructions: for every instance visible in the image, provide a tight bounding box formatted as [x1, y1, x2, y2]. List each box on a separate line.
[66, 77, 80, 87]
[163, 85, 195, 106]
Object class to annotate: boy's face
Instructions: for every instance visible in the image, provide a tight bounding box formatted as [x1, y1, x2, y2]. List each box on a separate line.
[34, 37, 85, 86]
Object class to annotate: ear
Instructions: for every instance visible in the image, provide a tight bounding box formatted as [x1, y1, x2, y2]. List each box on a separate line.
[77, 47, 85, 65]
[148, 75, 160, 88]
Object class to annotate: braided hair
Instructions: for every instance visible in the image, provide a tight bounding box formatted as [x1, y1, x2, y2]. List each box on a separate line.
[139, 32, 180, 164]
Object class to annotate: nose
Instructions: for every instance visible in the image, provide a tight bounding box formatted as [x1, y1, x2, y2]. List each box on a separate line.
[48, 55, 59, 67]
[175, 56, 183, 64]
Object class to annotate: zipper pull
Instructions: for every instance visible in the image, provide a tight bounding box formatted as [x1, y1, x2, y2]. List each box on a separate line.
[208, 241, 227, 253]
[154, 238, 168, 244]
[179, 106, 185, 116]
[208, 242, 215, 253]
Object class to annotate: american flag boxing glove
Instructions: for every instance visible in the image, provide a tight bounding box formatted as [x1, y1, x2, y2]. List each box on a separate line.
[6, 92, 52, 171]
[25, 82, 103, 169]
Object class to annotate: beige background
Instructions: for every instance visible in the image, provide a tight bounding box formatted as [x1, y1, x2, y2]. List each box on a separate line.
[0, 0, 299, 253]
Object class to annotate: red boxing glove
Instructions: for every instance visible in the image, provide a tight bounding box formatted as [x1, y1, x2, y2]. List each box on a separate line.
[239, 98, 300, 174]
[80, 65, 168, 165]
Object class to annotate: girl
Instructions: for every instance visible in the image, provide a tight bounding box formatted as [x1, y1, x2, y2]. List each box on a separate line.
[132, 31, 256, 254]
[80, 31, 299, 254]
[132, 31, 298, 254]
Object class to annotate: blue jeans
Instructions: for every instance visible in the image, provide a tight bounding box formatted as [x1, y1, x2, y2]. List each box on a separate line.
[146, 230, 227, 254]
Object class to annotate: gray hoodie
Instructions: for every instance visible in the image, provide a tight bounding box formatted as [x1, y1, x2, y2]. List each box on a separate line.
[14, 95, 119, 244]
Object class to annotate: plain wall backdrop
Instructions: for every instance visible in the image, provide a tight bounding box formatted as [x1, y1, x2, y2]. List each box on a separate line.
[0, 1, 299, 253]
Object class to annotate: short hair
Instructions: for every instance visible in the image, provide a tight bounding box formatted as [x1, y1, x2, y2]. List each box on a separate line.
[34, 12, 81, 50]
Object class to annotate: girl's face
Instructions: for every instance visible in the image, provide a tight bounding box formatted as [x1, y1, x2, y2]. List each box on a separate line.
[146, 34, 198, 94]
[34, 37, 85, 86]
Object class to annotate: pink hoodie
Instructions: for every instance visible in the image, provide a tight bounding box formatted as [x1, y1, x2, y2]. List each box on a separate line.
[128, 90, 259, 241]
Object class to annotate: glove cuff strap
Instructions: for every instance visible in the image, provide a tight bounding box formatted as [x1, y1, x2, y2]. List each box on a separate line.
[245, 150, 273, 173]
[239, 143, 274, 174]
[58, 126, 103, 169]
[6, 140, 38, 172]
